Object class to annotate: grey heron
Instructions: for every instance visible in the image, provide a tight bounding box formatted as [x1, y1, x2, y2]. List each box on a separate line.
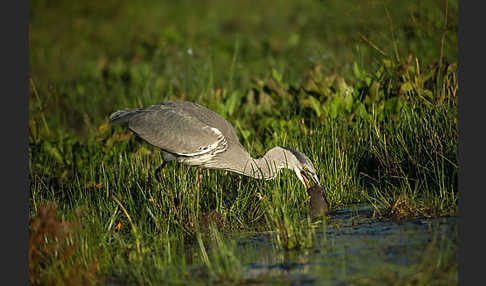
[109, 100, 321, 189]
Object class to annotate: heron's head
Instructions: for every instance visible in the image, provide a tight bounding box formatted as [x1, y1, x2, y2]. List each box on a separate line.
[281, 147, 320, 189]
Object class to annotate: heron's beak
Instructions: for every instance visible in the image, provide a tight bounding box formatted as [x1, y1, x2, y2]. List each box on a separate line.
[310, 173, 321, 187]
[301, 170, 321, 189]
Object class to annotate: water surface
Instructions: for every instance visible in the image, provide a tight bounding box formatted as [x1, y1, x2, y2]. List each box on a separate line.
[220, 204, 457, 285]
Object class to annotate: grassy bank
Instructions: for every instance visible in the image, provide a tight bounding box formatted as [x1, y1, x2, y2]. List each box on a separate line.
[29, 0, 457, 284]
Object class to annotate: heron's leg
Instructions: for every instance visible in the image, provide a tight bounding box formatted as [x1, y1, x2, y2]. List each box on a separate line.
[196, 167, 203, 218]
[197, 167, 203, 190]
[155, 161, 167, 183]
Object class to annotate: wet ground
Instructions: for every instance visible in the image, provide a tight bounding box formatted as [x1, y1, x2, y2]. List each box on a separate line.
[226, 205, 458, 285]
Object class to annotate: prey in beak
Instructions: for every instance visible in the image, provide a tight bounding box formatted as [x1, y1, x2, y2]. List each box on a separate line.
[307, 184, 329, 217]
[300, 168, 329, 217]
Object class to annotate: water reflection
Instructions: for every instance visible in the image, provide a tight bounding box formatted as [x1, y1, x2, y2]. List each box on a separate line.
[226, 205, 457, 284]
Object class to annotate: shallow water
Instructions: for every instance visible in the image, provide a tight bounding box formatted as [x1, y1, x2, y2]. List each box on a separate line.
[216, 205, 457, 284]
[107, 205, 457, 285]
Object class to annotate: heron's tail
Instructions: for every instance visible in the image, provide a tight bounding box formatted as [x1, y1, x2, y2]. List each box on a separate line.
[109, 109, 142, 124]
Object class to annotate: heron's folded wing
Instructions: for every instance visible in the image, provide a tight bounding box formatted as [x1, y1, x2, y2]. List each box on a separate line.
[127, 109, 225, 156]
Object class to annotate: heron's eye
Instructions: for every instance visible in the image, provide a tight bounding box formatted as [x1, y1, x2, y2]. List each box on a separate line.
[303, 166, 309, 172]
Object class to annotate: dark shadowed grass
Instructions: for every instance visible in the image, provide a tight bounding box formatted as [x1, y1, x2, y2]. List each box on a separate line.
[29, 0, 457, 139]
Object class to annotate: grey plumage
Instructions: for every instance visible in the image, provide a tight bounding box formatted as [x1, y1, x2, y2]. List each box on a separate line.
[110, 100, 320, 188]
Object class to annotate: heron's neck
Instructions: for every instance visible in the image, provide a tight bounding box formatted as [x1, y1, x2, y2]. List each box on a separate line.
[243, 147, 294, 180]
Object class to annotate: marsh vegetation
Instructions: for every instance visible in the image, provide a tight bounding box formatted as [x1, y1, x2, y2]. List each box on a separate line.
[29, 0, 458, 284]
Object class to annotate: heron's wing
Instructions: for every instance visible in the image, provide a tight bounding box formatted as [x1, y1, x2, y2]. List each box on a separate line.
[127, 108, 226, 156]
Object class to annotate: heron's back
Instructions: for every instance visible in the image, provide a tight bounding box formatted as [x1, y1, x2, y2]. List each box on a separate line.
[110, 101, 246, 159]
[162, 101, 240, 144]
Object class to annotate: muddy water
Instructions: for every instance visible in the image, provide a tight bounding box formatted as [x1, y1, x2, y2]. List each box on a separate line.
[227, 205, 457, 284]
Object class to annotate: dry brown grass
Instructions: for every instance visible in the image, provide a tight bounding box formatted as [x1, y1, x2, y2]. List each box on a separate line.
[29, 203, 101, 286]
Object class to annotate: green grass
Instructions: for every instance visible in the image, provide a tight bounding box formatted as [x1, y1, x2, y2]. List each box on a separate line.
[29, 0, 457, 284]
